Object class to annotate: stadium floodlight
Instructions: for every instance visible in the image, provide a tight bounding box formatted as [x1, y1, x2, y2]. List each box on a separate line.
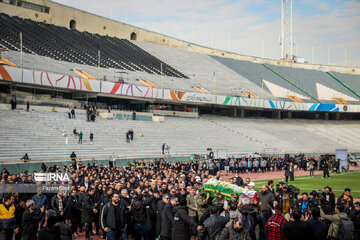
[280, 0, 293, 59]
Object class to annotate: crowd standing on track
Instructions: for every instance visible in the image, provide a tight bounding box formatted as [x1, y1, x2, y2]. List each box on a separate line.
[0, 156, 359, 240]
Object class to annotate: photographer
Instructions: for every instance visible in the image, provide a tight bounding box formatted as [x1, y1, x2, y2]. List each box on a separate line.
[298, 192, 313, 215]
[277, 184, 298, 214]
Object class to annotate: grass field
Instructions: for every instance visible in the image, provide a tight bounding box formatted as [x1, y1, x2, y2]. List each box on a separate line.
[254, 171, 360, 198]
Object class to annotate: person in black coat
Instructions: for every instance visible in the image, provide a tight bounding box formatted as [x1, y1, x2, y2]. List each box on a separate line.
[50, 191, 67, 222]
[68, 189, 82, 237]
[156, 194, 170, 238]
[283, 208, 311, 240]
[14, 199, 26, 240]
[146, 191, 160, 240]
[101, 192, 126, 240]
[305, 208, 327, 240]
[82, 187, 97, 240]
[172, 198, 197, 240]
[132, 193, 154, 240]
[37, 210, 61, 240]
[22, 200, 45, 240]
[160, 196, 179, 240]
[198, 205, 230, 240]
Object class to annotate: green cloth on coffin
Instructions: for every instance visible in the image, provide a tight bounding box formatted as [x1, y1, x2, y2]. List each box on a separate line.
[203, 178, 256, 201]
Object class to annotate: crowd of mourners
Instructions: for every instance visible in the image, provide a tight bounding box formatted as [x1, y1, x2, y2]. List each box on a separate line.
[0, 156, 359, 240]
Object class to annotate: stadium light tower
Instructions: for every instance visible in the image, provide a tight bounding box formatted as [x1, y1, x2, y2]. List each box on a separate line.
[280, 0, 293, 59]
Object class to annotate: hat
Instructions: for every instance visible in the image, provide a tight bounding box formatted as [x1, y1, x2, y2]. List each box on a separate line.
[282, 184, 288, 189]
[248, 182, 255, 187]
[231, 192, 238, 198]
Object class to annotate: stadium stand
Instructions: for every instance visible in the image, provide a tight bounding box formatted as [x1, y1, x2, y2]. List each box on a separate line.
[133, 41, 274, 98]
[0, 13, 188, 79]
[0, 109, 359, 161]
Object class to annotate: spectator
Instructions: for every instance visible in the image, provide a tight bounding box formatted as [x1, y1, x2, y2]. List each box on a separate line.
[351, 202, 360, 240]
[305, 208, 327, 240]
[101, 192, 126, 240]
[90, 132, 94, 144]
[26, 101, 30, 112]
[160, 196, 179, 240]
[257, 204, 272, 240]
[68, 189, 82, 238]
[132, 193, 154, 240]
[14, 199, 26, 240]
[337, 188, 353, 206]
[259, 185, 275, 208]
[78, 131, 83, 144]
[219, 217, 251, 240]
[0, 194, 17, 240]
[298, 192, 312, 215]
[67, 108, 71, 119]
[221, 201, 242, 228]
[132, 111, 136, 120]
[82, 187, 97, 240]
[37, 209, 60, 240]
[283, 208, 311, 240]
[22, 199, 45, 240]
[172, 198, 197, 240]
[51, 191, 67, 222]
[73, 128, 78, 136]
[156, 194, 170, 238]
[265, 204, 286, 240]
[11, 96, 17, 110]
[198, 205, 230, 240]
[186, 186, 198, 237]
[32, 188, 48, 216]
[71, 108, 75, 119]
[321, 159, 330, 179]
[320, 203, 353, 240]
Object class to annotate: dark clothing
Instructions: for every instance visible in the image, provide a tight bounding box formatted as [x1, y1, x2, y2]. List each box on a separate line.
[68, 195, 81, 233]
[132, 196, 154, 223]
[22, 209, 44, 240]
[172, 206, 197, 240]
[160, 202, 175, 238]
[283, 221, 310, 240]
[306, 219, 327, 240]
[156, 200, 166, 237]
[198, 211, 230, 240]
[101, 202, 126, 230]
[219, 226, 251, 240]
[81, 193, 94, 224]
[37, 226, 61, 240]
[50, 195, 67, 217]
[259, 191, 275, 207]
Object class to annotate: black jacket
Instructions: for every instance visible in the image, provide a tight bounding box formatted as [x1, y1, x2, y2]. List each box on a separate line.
[198, 211, 230, 240]
[132, 196, 154, 223]
[146, 197, 158, 232]
[172, 206, 197, 240]
[156, 200, 166, 236]
[101, 202, 126, 230]
[283, 221, 311, 240]
[68, 195, 82, 219]
[51, 195, 68, 214]
[82, 193, 95, 223]
[37, 226, 61, 240]
[22, 209, 44, 236]
[160, 202, 175, 238]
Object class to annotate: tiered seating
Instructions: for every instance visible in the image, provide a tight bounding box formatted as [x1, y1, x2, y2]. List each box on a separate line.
[0, 13, 188, 79]
[266, 65, 360, 103]
[0, 109, 359, 161]
[134, 41, 274, 98]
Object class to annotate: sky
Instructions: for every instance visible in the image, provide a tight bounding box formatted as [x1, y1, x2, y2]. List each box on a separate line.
[53, 0, 360, 67]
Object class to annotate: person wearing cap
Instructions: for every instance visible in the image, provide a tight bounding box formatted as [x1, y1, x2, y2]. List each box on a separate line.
[229, 192, 238, 206]
[277, 184, 295, 214]
[196, 189, 210, 218]
[22, 199, 45, 240]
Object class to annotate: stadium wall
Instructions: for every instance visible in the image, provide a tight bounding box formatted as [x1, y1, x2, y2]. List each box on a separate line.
[0, 0, 359, 75]
[1, 65, 360, 113]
